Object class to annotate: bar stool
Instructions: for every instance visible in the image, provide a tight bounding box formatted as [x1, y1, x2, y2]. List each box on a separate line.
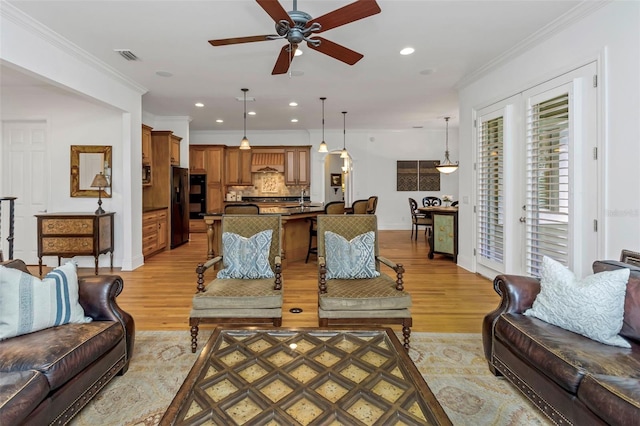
[306, 201, 345, 263]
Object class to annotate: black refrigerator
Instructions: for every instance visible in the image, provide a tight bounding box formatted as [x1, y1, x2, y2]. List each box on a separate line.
[171, 167, 190, 248]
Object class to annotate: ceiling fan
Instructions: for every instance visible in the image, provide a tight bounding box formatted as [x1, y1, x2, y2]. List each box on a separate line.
[208, 0, 381, 75]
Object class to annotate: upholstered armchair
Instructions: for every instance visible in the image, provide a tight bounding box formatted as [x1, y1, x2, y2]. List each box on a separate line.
[189, 215, 283, 352]
[316, 214, 413, 349]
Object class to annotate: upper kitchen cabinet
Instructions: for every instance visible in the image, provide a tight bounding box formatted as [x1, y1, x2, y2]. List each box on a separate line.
[189, 146, 206, 173]
[170, 134, 181, 166]
[284, 146, 310, 186]
[142, 125, 153, 166]
[225, 147, 252, 186]
[205, 146, 224, 185]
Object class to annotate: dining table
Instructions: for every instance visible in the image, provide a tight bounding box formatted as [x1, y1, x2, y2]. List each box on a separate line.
[417, 205, 459, 262]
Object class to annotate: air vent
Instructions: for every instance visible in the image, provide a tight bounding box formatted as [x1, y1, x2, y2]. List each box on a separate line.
[114, 49, 139, 61]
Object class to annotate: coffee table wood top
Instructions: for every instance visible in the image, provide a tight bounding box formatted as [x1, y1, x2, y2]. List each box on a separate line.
[161, 327, 452, 425]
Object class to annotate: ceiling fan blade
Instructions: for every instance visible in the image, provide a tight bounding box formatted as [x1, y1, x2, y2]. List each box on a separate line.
[257, 0, 294, 26]
[209, 35, 273, 46]
[272, 44, 297, 75]
[307, 0, 381, 33]
[307, 37, 363, 65]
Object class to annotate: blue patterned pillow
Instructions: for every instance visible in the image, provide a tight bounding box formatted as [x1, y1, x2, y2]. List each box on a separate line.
[217, 229, 274, 279]
[0, 262, 92, 340]
[325, 231, 380, 279]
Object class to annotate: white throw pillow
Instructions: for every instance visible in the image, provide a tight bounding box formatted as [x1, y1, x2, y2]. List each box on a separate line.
[217, 230, 274, 279]
[524, 256, 630, 348]
[0, 262, 92, 340]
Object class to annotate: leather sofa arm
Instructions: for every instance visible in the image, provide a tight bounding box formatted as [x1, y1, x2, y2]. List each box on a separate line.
[78, 275, 135, 371]
[482, 274, 540, 364]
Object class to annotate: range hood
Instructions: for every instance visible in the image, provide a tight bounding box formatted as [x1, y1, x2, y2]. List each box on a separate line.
[251, 151, 284, 173]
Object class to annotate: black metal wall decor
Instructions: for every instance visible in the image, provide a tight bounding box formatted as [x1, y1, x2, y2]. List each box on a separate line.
[396, 160, 440, 191]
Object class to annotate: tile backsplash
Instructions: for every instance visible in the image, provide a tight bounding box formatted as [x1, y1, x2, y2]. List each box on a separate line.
[228, 172, 307, 197]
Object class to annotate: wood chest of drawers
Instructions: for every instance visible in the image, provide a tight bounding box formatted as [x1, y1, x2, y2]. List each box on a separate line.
[36, 212, 115, 275]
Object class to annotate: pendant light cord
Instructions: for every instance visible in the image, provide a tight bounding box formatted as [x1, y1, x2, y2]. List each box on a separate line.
[343, 111, 346, 150]
[243, 89, 247, 138]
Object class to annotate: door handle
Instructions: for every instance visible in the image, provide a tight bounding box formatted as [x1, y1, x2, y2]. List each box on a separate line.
[519, 217, 526, 223]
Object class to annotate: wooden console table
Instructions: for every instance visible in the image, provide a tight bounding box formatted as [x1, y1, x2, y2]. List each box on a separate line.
[35, 212, 114, 275]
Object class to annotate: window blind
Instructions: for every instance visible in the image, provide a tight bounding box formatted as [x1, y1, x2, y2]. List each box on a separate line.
[477, 116, 504, 265]
[526, 93, 570, 276]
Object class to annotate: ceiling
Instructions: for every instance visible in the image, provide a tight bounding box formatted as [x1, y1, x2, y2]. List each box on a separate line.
[3, 0, 583, 132]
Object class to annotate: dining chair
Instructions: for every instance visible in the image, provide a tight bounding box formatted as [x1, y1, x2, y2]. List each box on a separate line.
[409, 198, 432, 240]
[189, 215, 283, 352]
[366, 196, 378, 214]
[316, 214, 413, 349]
[223, 203, 259, 214]
[422, 196, 442, 207]
[306, 201, 345, 263]
[348, 199, 369, 214]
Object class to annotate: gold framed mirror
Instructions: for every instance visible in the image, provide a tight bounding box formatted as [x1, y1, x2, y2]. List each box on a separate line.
[70, 145, 112, 198]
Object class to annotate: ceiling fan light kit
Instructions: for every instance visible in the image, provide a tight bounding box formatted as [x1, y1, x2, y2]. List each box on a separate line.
[239, 88, 251, 150]
[435, 116, 458, 174]
[209, 0, 381, 75]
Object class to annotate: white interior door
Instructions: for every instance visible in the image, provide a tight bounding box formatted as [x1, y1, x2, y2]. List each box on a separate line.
[1, 120, 49, 263]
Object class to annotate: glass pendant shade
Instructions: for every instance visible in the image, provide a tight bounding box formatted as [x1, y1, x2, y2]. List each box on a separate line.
[436, 116, 458, 173]
[239, 88, 251, 150]
[318, 97, 329, 153]
[340, 111, 349, 158]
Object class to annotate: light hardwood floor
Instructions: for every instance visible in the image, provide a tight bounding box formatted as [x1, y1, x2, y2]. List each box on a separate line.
[70, 231, 499, 333]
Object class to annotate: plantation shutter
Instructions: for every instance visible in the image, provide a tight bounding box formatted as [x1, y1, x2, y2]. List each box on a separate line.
[525, 93, 570, 276]
[477, 116, 504, 269]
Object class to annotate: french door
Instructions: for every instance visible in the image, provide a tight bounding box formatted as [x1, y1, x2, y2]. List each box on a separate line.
[475, 62, 598, 278]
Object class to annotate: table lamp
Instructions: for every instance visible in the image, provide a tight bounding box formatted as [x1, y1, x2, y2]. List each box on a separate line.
[90, 172, 109, 214]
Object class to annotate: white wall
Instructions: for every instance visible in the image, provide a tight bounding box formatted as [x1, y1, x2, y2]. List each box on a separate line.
[1, 3, 146, 270]
[192, 127, 460, 230]
[458, 1, 640, 271]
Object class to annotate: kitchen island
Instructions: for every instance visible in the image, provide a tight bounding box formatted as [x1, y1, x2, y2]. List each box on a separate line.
[202, 205, 325, 265]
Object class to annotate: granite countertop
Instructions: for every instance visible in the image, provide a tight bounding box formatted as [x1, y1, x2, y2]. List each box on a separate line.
[143, 206, 168, 213]
[204, 205, 324, 216]
[240, 196, 311, 203]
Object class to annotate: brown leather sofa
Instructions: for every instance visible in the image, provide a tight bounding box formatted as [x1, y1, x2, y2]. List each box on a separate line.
[0, 259, 135, 425]
[483, 257, 640, 425]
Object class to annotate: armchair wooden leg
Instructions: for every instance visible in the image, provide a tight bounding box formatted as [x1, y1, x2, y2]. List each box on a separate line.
[402, 321, 411, 351]
[190, 322, 199, 353]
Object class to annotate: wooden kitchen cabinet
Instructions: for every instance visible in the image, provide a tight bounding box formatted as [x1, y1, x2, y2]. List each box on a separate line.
[36, 212, 114, 276]
[189, 146, 206, 173]
[170, 134, 181, 166]
[284, 146, 310, 185]
[142, 124, 153, 166]
[225, 147, 252, 185]
[143, 208, 168, 258]
[205, 146, 224, 185]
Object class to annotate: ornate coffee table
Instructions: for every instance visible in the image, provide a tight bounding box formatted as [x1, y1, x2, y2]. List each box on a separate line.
[160, 327, 451, 425]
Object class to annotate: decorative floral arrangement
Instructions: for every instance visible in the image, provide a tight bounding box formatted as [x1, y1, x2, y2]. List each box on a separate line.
[442, 195, 453, 203]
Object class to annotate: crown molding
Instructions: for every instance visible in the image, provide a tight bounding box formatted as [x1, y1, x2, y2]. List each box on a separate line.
[455, 0, 611, 89]
[1, 2, 147, 94]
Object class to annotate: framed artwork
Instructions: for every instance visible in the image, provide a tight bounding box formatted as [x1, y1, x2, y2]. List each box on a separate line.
[330, 173, 342, 187]
[396, 160, 440, 191]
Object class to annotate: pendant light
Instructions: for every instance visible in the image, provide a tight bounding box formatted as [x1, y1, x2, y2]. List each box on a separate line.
[435, 116, 458, 174]
[340, 111, 349, 159]
[318, 97, 328, 153]
[239, 88, 251, 150]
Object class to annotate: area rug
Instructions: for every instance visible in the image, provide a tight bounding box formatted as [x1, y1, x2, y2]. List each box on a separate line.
[69, 331, 551, 426]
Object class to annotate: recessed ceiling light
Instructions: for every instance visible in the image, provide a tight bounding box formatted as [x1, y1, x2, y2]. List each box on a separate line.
[291, 118, 299, 123]
[248, 111, 256, 116]
[289, 102, 298, 107]
[400, 47, 415, 55]
[420, 68, 436, 75]
[195, 102, 204, 108]
[156, 71, 173, 77]
[294, 49, 303, 56]
[216, 119, 223, 123]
